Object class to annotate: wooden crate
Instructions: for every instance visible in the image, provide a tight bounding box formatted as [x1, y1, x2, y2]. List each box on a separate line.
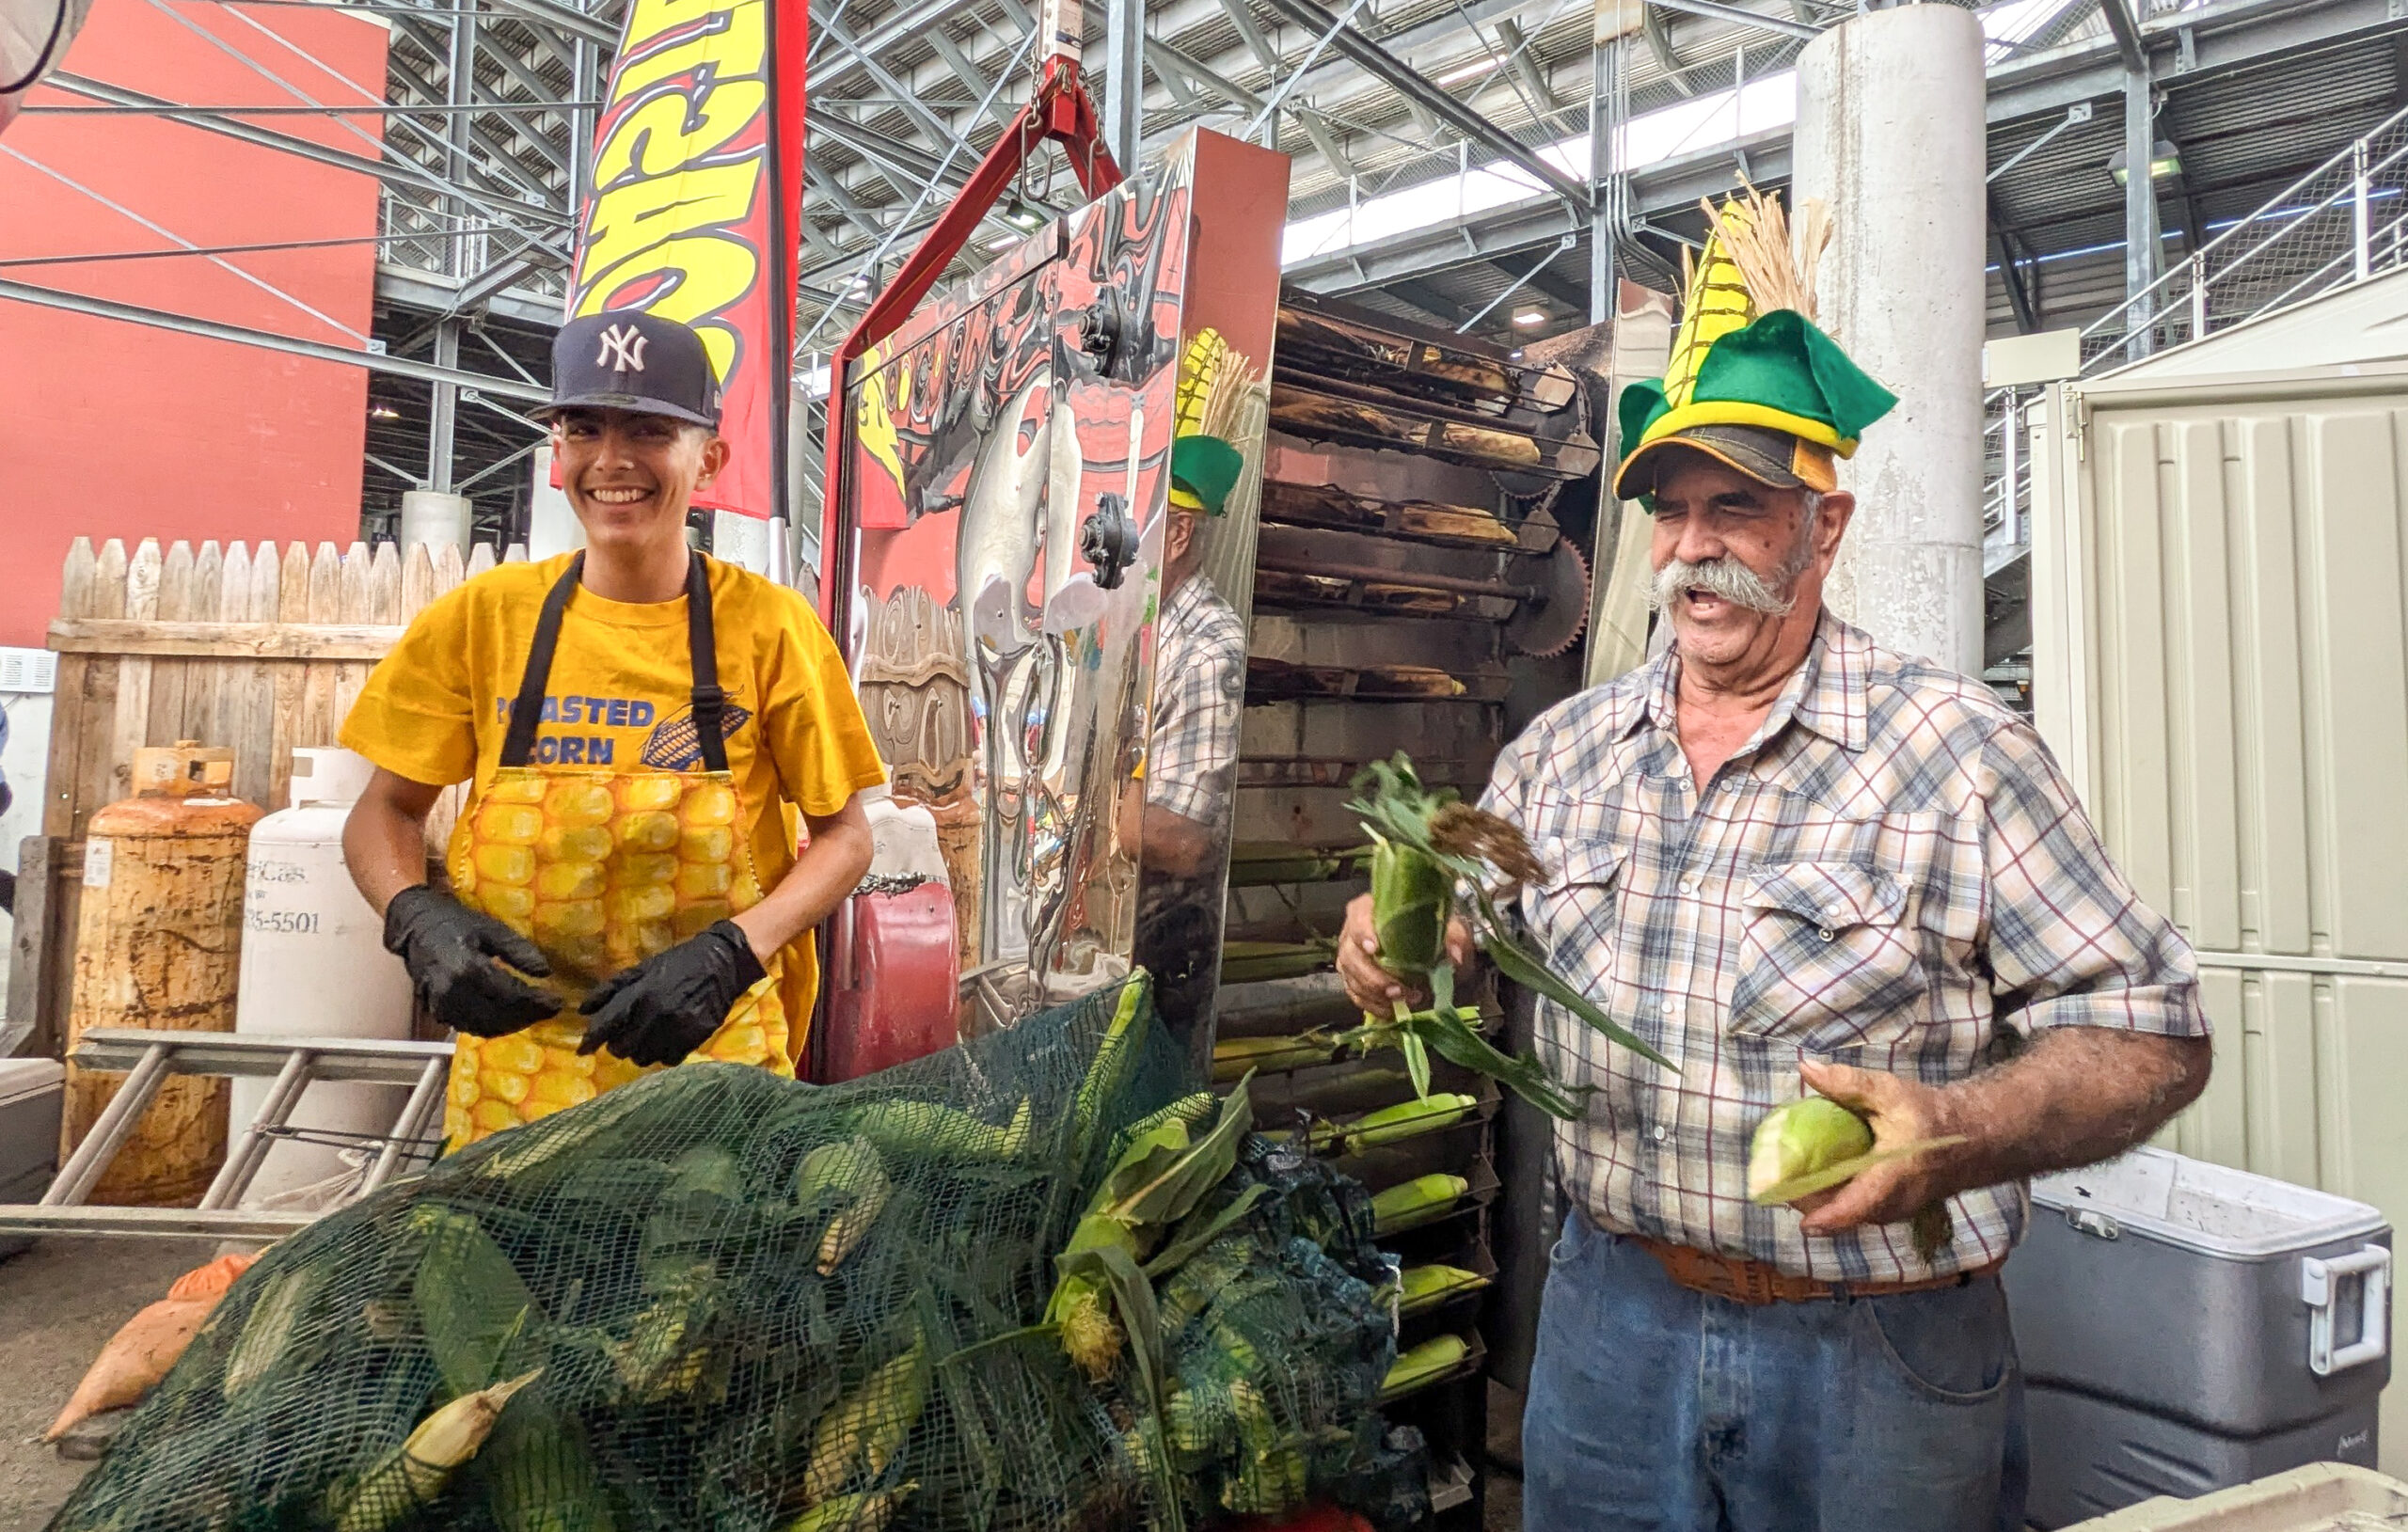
[10, 535, 515, 1059]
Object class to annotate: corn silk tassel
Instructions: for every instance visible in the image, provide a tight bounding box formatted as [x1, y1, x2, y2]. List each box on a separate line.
[1341, 754, 1676, 1113]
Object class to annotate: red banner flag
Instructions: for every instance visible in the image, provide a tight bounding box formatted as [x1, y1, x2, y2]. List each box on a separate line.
[567, 0, 806, 524]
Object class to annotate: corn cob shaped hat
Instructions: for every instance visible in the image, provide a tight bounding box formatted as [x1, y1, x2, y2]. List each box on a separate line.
[1613, 186, 1899, 502]
[1167, 327, 1253, 514]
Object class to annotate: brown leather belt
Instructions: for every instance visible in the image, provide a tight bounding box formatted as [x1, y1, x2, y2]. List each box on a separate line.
[1633, 1234, 2004, 1305]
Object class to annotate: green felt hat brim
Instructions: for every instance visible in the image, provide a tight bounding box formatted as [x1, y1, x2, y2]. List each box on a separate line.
[1612, 310, 1899, 498]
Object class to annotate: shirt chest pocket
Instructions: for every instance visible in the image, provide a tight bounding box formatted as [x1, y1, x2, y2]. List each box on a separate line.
[1728, 861, 1925, 1050]
[1529, 839, 1625, 1001]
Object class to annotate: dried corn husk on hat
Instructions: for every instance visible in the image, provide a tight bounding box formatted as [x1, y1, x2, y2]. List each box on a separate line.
[1612, 183, 1896, 502]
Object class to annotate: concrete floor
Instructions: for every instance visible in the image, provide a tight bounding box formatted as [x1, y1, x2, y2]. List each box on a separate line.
[0, 1235, 221, 1530]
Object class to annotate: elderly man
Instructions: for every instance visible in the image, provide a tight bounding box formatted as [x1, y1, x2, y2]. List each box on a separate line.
[1338, 241, 2209, 1530]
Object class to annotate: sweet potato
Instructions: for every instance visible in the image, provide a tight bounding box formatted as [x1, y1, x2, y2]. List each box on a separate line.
[44, 1248, 265, 1442]
[166, 1249, 261, 1303]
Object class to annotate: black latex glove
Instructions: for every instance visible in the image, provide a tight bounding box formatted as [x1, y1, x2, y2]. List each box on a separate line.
[576, 921, 767, 1068]
[382, 884, 557, 1038]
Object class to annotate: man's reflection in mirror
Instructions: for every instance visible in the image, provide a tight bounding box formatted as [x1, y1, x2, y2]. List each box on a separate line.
[1127, 432, 1247, 1042]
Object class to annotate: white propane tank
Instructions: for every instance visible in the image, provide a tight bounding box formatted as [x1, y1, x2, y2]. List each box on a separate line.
[231, 748, 415, 1206]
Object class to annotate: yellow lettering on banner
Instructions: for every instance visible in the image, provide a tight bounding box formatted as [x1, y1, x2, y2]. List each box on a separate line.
[578, 234, 759, 379]
[593, 80, 767, 187]
[578, 159, 761, 292]
[611, 2, 766, 101]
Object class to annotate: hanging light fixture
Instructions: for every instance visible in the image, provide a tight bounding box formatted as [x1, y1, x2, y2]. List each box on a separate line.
[2108, 138, 2183, 185]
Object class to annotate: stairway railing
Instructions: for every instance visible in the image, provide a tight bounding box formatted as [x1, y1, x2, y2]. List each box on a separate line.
[1981, 103, 2408, 564]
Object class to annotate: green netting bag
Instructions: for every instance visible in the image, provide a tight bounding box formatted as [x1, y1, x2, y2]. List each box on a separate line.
[51, 974, 1423, 1532]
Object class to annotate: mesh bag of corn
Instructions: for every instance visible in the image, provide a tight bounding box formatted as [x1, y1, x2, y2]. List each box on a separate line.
[49, 976, 1424, 1532]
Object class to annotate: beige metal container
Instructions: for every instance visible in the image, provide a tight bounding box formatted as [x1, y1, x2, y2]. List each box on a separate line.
[2063, 1461, 2408, 1529]
[63, 743, 262, 1206]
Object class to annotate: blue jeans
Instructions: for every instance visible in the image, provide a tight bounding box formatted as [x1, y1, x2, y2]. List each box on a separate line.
[1523, 1212, 2027, 1532]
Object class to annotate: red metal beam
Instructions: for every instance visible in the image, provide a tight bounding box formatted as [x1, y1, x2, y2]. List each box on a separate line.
[816, 56, 1121, 640]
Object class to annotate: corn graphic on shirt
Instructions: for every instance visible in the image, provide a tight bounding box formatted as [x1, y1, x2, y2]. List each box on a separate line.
[341, 552, 886, 1145]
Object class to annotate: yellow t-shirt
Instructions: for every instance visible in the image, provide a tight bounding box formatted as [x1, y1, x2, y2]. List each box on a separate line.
[339, 552, 887, 1053]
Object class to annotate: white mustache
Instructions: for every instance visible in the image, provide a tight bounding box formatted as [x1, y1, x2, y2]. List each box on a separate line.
[1649, 556, 1797, 616]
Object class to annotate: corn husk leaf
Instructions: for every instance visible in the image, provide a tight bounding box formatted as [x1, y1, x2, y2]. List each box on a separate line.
[1353, 753, 1678, 1075]
[1100, 1076, 1254, 1228]
[1344, 1003, 1587, 1121]
[413, 1204, 545, 1398]
[1469, 888, 1678, 1072]
[1051, 1240, 1183, 1530]
[1141, 1185, 1273, 1280]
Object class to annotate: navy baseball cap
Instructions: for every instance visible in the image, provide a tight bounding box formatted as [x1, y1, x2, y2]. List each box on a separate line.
[537, 311, 722, 429]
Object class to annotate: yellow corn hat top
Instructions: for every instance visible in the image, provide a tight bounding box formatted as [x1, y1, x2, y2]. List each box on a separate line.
[1662, 199, 1757, 416]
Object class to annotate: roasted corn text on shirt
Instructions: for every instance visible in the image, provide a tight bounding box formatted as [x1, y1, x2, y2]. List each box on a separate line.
[341, 553, 888, 1043]
[1484, 611, 2208, 1282]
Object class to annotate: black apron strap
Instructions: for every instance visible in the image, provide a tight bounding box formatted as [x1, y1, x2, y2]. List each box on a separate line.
[500, 552, 583, 768]
[499, 550, 725, 772]
[685, 551, 729, 774]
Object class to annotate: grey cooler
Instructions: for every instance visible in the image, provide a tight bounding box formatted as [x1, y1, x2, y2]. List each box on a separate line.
[2005, 1146, 2391, 1527]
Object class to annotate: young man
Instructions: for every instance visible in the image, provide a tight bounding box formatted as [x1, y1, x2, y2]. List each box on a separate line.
[341, 311, 884, 1147]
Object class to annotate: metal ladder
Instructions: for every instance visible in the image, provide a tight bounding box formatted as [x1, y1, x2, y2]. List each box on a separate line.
[0, 1030, 453, 1240]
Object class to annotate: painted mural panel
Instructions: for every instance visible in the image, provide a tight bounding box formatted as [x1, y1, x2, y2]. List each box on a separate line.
[832, 130, 1290, 1058]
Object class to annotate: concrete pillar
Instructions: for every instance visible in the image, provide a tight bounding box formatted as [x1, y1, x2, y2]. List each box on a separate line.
[525, 444, 585, 560]
[399, 490, 473, 552]
[1793, 5, 1987, 676]
[2121, 66, 2162, 354]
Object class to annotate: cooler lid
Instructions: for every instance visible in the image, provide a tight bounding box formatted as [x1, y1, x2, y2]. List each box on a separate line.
[2032, 1145, 2388, 1259]
[0, 1056, 64, 1111]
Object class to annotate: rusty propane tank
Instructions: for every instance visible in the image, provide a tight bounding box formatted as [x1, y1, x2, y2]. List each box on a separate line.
[63, 742, 262, 1206]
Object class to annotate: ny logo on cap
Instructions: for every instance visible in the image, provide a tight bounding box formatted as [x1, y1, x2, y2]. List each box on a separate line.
[595, 323, 648, 372]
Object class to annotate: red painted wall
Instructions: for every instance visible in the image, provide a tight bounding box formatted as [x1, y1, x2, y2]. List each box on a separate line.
[0, 0, 388, 647]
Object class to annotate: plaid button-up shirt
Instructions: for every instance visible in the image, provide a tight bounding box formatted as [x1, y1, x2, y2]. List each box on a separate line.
[1483, 611, 2208, 1281]
[1145, 574, 1246, 825]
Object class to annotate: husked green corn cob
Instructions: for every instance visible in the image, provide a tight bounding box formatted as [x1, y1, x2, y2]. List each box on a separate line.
[1070, 979, 1149, 1153]
[1212, 1034, 1336, 1082]
[848, 1097, 1032, 1163]
[1370, 1173, 1468, 1236]
[1397, 1263, 1489, 1315]
[1340, 1092, 1477, 1154]
[333, 1369, 541, 1532]
[1370, 832, 1452, 982]
[802, 1338, 927, 1504]
[782, 1482, 917, 1532]
[1113, 1091, 1218, 1148]
[1381, 1335, 1469, 1400]
[1746, 1097, 1873, 1203]
[793, 1137, 884, 1204]
[817, 1176, 893, 1276]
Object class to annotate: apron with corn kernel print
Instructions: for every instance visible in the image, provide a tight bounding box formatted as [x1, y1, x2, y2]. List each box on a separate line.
[441, 551, 787, 1149]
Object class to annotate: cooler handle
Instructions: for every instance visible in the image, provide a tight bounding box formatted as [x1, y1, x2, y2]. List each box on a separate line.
[2302, 1244, 2390, 1377]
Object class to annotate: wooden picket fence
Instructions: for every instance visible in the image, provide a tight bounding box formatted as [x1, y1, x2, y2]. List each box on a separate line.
[10, 534, 522, 1060]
